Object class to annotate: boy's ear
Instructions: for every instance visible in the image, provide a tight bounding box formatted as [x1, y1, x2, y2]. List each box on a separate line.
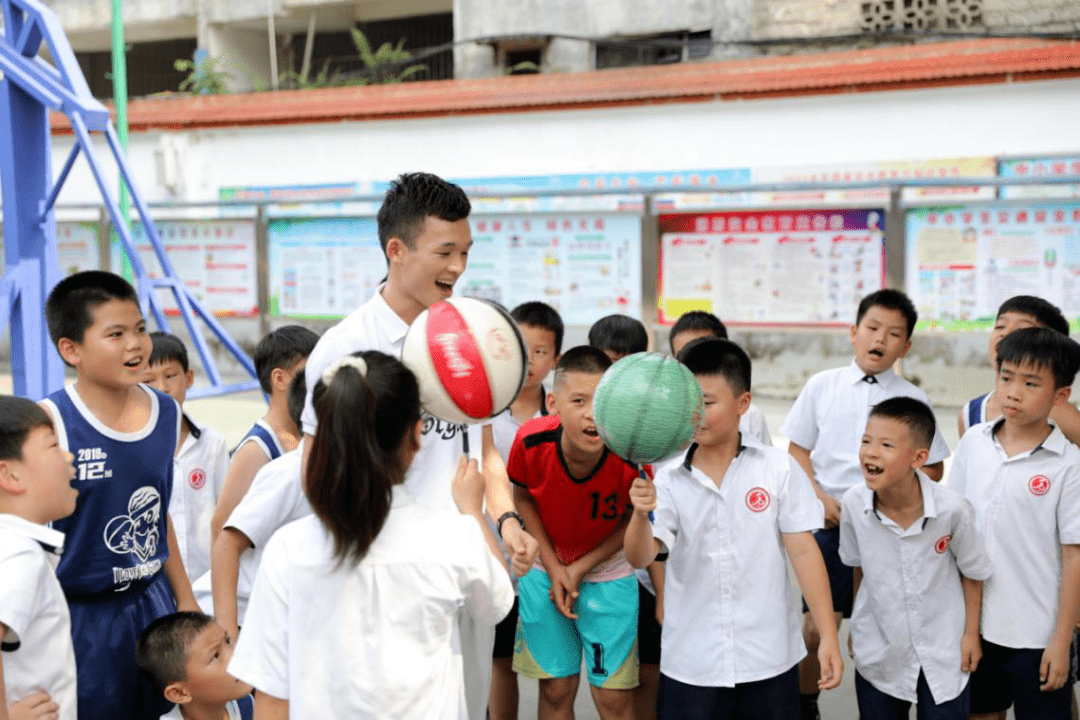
[163, 681, 192, 705]
[545, 392, 557, 415]
[910, 447, 930, 469]
[270, 367, 288, 392]
[411, 418, 423, 451]
[56, 337, 81, 366]
[385, 237, 408, 265]
[736, 391, 752, 416]
[897, 338, 912, 359]
[184, 369, 195, 389]
[1054, 385, 1072, 406]
[848, 324, 859, 346]
[0, 460, 27, 495]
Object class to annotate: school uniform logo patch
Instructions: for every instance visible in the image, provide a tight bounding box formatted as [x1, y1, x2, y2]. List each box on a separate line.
[745, 487, 771, 513]
[1029, 475, 1051, 496]
[934, 535, 951, 554]
[188, 468, 206, 490]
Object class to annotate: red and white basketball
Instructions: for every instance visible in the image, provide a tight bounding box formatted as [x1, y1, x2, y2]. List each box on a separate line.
[401, 298, 527, 425]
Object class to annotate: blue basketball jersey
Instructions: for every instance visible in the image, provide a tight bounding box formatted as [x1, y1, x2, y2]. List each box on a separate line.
[230, 694, 254, 720]
[234, 419, 283, 461]
[44, 385, 180, 597]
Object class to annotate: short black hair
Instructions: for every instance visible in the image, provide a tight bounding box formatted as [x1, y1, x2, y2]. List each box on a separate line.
[677, 337, 751, 395]
[376, 172, 471, 253]
[996, 296, 1070, 336]
[511, 302, 564, 355]
[136, 611, 215, 686]
[287, 367, 307, 433]
[996, 326, 1080, 390]
[45, 270, 140, 348]
[588, 315, 648, 358]
[149, 332, 190, 373]
[856, 289, 918, 339]
[670, 311, 728, 353]
[0, 396, 53, 461]
[869, 396, 936, 449]
[553, 346, 612, 389]
[253, 325, 319, 394]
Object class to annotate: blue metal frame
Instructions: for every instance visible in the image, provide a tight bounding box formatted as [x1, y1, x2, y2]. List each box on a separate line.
[0, 0, 258, 398]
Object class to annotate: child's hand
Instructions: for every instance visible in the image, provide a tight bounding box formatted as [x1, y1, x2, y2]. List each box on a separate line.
[9, 691, 59, 720]
[960, 631, 981, 673]
[817, 635, 844, 691]
[629, 476, 656, 515]
[1040, 636, 1070, 691]
[450, 456, 484, 517]
[820, 495, 842, 529]
[503, 524, 539, 577]
[548, 565, 580, 620]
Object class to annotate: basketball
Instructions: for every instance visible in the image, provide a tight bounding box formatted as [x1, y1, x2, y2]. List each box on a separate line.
[593, 352, 703, 465]
[400, 297, 527, 425]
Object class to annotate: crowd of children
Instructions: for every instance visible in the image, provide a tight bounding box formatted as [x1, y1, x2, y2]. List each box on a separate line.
[1, 170, 1079, 720]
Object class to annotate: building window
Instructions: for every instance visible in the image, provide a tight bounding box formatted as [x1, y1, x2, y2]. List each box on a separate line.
[595, 30, 712, 70]
[77, 38, 197, 99]
[862, 0, 984, 32]
[505, 48, 542, 74]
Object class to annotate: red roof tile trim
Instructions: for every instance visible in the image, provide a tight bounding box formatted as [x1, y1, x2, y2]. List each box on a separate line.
[51, 38, 1080, 132]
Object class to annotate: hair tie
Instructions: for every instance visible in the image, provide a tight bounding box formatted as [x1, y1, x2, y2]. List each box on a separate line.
[322, 355, 368, 385]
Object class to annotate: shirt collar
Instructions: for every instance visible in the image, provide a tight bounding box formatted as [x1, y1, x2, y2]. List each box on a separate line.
[867, 470, 936, 531]
[0, 513, 66, 554]
[987, 417, 1068, 456]
[846, 359, 895, 386]
[680, 435, 748, 472]
[371, 284, 410, 346]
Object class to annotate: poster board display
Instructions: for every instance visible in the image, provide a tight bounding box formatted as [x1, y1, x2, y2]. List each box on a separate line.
[56, 222, 101, 275]
[905, 203, 1080, 330]
[113, 220, 258, 317]
[658, 209, 886, 326]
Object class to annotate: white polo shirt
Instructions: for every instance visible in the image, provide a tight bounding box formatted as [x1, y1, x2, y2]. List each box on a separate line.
[0, 515, 77, 720]
[191, 449, 309, 623]
[170, 417, 230, 583]
[229, 486, 514, 719]
[742, 403, 773, 447]
[301, 288, 482, 512]
[949, 420, 1080, 649]
[780, 361, 950, 499]
[839, 474, 991, 704]
[490, 385, 547, 463]
[651, 437, 823, 687]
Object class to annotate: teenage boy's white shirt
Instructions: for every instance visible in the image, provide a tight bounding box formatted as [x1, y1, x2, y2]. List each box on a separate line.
[742, 404, 773, 446]
[650, 435, 824, 687]
[0, 514, 77, 720]
[170, 418, 229, 582]
[838, 473, 991, 705]
[949, 419, 1080, 648]
[781, 361, 950, 499]
[191, 449, 309, 622]
[229, 485, 514, 719]
[300, 287, 482, 511]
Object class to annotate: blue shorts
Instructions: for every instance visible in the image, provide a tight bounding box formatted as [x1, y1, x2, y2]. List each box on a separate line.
[802, 527, 853, 618]
[855, 670, 969, 720]
[513, 570, 639, 689]
[657, 665, 799, 720]
[67, 573, 176, 720]
[969, 638, 1072, 719]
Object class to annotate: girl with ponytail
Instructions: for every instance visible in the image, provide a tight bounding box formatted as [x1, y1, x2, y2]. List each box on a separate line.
[229, 351, 514, 719]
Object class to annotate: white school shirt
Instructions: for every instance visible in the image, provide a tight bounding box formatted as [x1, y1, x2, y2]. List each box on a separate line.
[780, 361, 950, 499]
[742, 403, 773, 446]
[651, 437, 824, 687]
[949, 419, 1080, 649]
[170, 417, 229, 583]
[0, 515, 77, 720]
[229, 486, 514, 719]
[191, 449, 309, 622]
[839, 474, 991, 704]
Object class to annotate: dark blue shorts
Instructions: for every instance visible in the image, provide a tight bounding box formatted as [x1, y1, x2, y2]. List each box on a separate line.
[657, 665, 798, 720]
[801, 527, 852, 618]
[969, 638, 1072, 719]
[67, 573, 176, 720]
[492, 596, 519, 659]
[855, 670, 969, 720]
[638, 581, 662, 666]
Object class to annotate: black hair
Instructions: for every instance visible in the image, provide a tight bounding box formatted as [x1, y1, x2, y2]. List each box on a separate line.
[136, 611, 215, 686]
[511, 301, 565, 355]
[868, 396, 936, 449]
[677, 337, 751, 396]
[856, 289, 918, 340]
[287, 368, 306, 434]
[669, 310, 728, 353]
[0, 396, 53, 461]
[553, 346, 612, 389]
[996, 296, 1070, 336]
[149, 332, 190, 373]
[996, 326, 1080, 390]
[45, 270, 140, 348]
[307, 351, 422, 566]
[587, 314, 648, 358]
[253, 325, 319, 394]
[376, 172, 471, 253]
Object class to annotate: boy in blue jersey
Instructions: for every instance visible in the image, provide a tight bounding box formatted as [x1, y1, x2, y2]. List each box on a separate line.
[42, 270, 198, 720]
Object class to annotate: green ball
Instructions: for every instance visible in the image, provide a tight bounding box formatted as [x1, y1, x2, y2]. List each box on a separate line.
[593, 352, 703, 465]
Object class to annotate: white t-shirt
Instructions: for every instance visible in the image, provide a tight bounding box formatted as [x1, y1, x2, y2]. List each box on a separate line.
[170, 417, 229, 583]
[0, 515, 77, 720]
[741, 403, 772, 447]
[839, 474, 991, 704]
[651, 438, 823, 687]
[229, 486, 514, 719]
[949, 420, 1080, 648]
[780, 361, 950, 499]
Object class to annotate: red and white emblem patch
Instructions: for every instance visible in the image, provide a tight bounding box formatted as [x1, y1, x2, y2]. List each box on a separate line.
[745, 487, 771, 513]
[188, 468, 206, 490]
[1029, 475, 1051, 496]
[934, 535, 951, 554]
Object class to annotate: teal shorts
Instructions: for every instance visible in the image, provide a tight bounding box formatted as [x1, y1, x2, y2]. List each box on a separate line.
[513, 570, 639, 689]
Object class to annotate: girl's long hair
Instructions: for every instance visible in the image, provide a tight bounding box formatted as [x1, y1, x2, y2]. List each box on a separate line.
[306, 350, 421, 565]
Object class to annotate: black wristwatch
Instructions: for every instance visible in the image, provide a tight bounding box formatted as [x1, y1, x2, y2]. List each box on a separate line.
[497, 511, 525, 538]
